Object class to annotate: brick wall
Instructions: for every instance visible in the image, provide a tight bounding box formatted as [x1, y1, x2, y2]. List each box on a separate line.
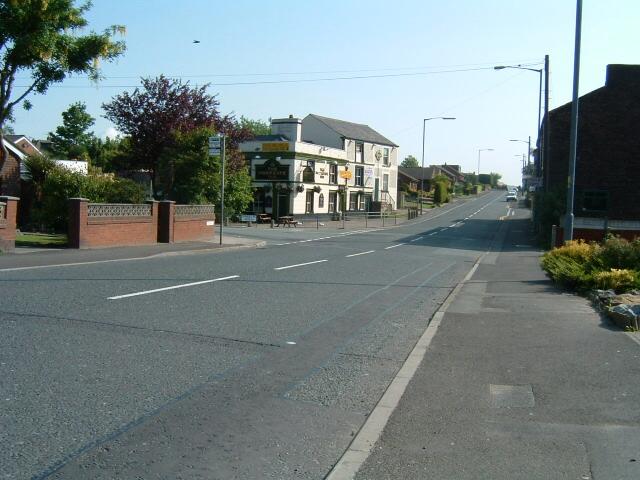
[555, 227, 640, 247]
[173, 204, 215, 242]
[69, 199, 215, 248]
[0, 196, 18, 252]
[545, 64, 640, 221]
[68, 199, 158, 249]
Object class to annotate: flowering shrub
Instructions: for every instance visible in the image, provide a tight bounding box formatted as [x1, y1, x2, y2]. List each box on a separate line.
[592, 269, 637, 291]
[541, 236, 640, 293]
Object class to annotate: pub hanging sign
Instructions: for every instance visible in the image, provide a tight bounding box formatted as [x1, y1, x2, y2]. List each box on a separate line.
[255, 158, 289, 181]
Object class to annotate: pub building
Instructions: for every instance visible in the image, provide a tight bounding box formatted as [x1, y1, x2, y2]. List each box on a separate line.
[239, 114, 399, 219]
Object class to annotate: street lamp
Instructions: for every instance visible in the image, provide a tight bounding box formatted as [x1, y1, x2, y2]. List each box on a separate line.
[509, 137, 531, 165]
[494, 64, 543, 138]
[495, 61, 547, 180]
[421, 116, 456, 214]
[477, 148, 494, 177]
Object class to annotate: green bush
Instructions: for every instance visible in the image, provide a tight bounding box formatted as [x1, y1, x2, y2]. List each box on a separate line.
[593, 269, 637, 291]
[541, 253, 592, 290]
[434, 181, 448, 204]
[33, 168, 147, 231]
[596, 236, 640, 271]
[541, 236, 640, 293]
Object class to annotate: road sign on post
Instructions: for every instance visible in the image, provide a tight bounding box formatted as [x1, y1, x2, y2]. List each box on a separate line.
[208, 135, 221, 156]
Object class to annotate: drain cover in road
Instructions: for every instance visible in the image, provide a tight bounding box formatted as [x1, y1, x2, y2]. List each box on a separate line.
[490, 384, 535, 408]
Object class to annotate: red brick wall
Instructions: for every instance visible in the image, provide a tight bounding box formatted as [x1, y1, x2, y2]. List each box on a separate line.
[555, 227, 640, 247]
[69, 200, 216, 248]
[68, 199, 158, 249]
[173, 216, 215, 242]
[0, 196, 18, 252]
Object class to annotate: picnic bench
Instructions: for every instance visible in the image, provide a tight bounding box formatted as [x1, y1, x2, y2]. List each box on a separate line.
[257, 213, 272, 223]
[275, 216, 298, 227]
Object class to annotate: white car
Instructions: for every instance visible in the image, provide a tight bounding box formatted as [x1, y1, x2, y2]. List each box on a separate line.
[506, 192, 517, 202]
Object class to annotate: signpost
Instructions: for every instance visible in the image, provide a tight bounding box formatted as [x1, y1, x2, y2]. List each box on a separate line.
[209, 134, 225, 245]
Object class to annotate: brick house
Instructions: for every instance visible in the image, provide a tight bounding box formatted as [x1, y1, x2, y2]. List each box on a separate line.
[544, 64, 640, 241]
[0, 138, 25, 197]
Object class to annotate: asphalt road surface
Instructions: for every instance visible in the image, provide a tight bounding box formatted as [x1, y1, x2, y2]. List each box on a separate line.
[2, 190, 509, 479]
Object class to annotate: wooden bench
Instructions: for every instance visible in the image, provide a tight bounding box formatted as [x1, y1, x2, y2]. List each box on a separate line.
[275, 216, 298, 227]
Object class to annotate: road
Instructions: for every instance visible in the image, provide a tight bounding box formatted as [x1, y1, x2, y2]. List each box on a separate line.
[2, 190, 509, 479]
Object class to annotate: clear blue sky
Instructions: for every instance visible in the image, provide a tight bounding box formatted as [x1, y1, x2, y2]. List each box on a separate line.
[10, 0, 640, 185]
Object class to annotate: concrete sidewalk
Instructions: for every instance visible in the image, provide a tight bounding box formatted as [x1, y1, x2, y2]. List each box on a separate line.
[350, 209, 640, 479]
[0, 235, 264, 270]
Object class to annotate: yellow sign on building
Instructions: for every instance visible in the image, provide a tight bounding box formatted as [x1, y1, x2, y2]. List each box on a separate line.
[340, 170, 353, 179]
[261, 142, 289, 152]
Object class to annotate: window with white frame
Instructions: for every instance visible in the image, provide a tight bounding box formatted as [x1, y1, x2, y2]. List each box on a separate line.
[355, 166, 364, 186]
[355, 142, 364, 162]
[349, 192, 358, 210]
[383, 174, 389, 192]
[329, 163, 337, 184]
[383, 148, 390, 166]
[358, 194, 365, 210]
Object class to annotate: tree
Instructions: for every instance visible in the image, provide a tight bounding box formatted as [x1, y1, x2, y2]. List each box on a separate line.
[103, 75, 249, 197]
[489, 172, 502, 187]
[48, 102, 95, 159]
[238, 116, 270, 137]
[401, 155, 419, 168]
[0, 0, 125, 181]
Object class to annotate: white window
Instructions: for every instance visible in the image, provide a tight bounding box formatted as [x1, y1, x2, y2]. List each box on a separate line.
[355, 142, 364, 162]
[355, 166, 364, 186]
[349, 193, 358, 210]
[358, 194, 365, 210]
[383, 148, 390, 166]
[383, 174, 389, 192]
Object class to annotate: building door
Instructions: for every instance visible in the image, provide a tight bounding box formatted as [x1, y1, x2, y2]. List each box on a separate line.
[277, 192, 290, 216]
[305, 191, 314, 214]
[328, 192, 337, 213]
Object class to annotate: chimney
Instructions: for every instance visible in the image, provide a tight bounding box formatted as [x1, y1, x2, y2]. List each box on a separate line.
[270, 116, 302, 142]
[605, 64, 640, 89]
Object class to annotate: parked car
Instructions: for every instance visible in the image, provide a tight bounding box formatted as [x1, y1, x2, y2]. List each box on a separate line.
[506, 192, 517, 201]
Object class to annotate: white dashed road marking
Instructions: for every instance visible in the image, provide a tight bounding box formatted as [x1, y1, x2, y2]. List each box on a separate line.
[384, 244, 405, 250]
[108, 275, 239, 300]
[346, 250, 375, 258]
[274, 259, 328, 270]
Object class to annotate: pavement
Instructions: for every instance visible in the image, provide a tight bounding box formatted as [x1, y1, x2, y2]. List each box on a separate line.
[0, 235, 265, 270]
[339, 203, 640, 479]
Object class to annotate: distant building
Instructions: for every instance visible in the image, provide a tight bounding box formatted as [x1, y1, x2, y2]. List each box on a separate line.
[544, 64, 640, 242]
[0, 138, 25, 197]
[239, 114, 398, 217]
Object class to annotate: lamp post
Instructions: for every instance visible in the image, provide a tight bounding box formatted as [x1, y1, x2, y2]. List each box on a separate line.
[477, 148, 494, 177]
[509, 137, 531, 166]
[421, 116, 456, 214]
[494, 62, 546, 178]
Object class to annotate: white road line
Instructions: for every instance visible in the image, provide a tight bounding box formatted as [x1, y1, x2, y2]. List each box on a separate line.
[449, 224, 457, 228]
[274, 259, 328, 270]
[384, 243, 405, 250]
[345, 250, 375, 258]
[427, 232, 438, 236]
[409, 237, 424, 242]
[108, 275, 239, 300]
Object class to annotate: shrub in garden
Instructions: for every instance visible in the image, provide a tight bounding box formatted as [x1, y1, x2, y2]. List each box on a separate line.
[434, 181, 448, 204]
[540, 253, 592, 290]
[592, 269, 637, 291]
[596, 236, 640, 271]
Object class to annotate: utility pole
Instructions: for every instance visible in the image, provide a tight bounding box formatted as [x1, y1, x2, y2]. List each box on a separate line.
[542, 54, 550, 186]
[564, 0, 583, 242]
[219, 135, 226, 245]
